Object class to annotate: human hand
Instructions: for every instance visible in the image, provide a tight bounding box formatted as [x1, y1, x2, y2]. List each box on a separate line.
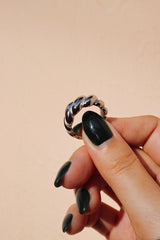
[54, 111, 160, 240]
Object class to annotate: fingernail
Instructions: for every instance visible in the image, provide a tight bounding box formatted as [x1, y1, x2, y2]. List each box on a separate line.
[54, 161, 71, 188]
[62, 213, 73, 232]
[76, 188, 90, 215]
[82, 111, 113, 146]
[73, 122, 82, 136]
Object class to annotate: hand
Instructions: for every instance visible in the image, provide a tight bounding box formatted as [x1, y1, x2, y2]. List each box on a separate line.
[54, 111, 160, 240]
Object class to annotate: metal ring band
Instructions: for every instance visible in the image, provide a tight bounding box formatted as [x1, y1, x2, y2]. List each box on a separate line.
[64, 95, 108, 139]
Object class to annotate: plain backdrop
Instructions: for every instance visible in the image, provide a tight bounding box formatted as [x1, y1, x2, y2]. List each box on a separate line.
[0, 0, 160, 239]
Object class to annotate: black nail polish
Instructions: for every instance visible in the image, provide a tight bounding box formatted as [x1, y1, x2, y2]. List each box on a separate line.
[62, 213, 73, 232]
[54, 161, 71, 188]
[82, 111, 113, 146]
[76, 188, 90, 215]
[73, 122, 82, 136]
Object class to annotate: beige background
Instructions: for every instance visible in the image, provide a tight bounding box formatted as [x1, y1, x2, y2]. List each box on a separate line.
[0, 0, 160, 239]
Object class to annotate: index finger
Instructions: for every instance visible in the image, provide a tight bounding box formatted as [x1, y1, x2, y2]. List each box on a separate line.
[54, 145, 95, 189]
[108, 115, 160, 165]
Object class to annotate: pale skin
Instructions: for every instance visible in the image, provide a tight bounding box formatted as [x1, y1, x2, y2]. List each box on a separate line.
[60, 115, 160, 240]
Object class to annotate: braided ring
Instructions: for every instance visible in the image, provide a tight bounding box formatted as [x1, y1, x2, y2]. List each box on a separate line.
[64, 95, 108, 139]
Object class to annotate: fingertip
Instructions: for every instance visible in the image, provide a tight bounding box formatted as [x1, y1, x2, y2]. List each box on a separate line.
[62, 145, 95, 189]
[85, 185, 101, 215]
[62, 213, 73, 233]
[75, 175, 101, 216]
[54, 161, 72, 188]
[63, 204, 88, 235]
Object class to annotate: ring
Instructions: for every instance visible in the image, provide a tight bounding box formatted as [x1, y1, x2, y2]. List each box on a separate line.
[64, 95, 108, 139]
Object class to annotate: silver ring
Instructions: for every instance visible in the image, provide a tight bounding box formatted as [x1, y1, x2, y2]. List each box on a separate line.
[64, 95, 108, 139]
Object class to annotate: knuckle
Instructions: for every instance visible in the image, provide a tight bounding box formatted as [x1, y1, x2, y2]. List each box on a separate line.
[109, 150, 137, 176]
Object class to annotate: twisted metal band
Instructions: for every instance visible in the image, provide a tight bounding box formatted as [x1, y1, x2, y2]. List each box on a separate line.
[64, 95, 108, 139]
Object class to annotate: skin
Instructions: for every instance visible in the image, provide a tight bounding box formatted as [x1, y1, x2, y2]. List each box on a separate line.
[60, 115, 160, 240]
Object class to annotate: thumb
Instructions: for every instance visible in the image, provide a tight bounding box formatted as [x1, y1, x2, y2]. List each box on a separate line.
[82, 111, 160, 239]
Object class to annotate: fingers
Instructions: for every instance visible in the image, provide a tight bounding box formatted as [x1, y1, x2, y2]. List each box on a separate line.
[62, 204, 88, 234]
[74, 174, 101, 215]
[108, 115, 160, 166]
[82, 111, 160, 239]
[54, 142, 121, 226]
[54, 144, 121, 209]
[90, 171, 122, 206]
[92, 202, 119, 238]
[74, 172, 122, 217]
[63, 202, 119, 237]
[54, 145, 95, 189]
[133, 147, 160, 185]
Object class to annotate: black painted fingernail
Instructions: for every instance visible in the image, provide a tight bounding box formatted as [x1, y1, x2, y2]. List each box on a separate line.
[73, 122, 82, 136]
[76, 188, 90, 215]
[82, 111, 113, 146]
[62, 213, 73, 232]
[54, 161, 71, 188]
